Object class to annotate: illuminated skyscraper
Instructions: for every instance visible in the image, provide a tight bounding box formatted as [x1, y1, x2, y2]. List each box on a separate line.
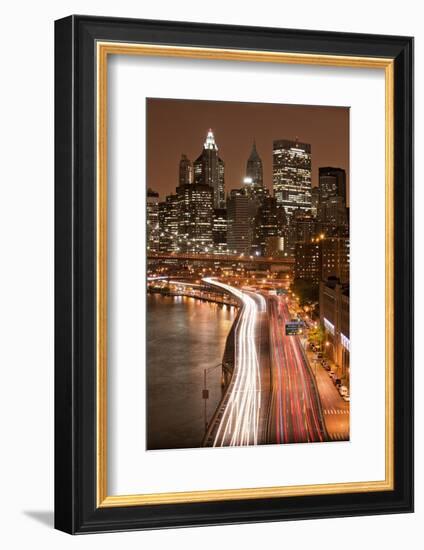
[176, 182, 213, 253]
[272, 139, 312, 218]
[159, 194, 179, 252]
[193, 129, 225, 208]
[179, 154, 193, 186]
[212, 208, 227, 254]
[147, 188, 160, 252]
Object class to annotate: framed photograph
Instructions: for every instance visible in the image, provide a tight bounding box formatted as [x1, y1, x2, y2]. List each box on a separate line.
[54, 15, 413, 533]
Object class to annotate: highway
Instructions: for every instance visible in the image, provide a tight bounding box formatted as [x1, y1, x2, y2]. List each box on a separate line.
[201, 281, 329, 447]
[268, 296, 328, 444]
[203, 278, 270, 447]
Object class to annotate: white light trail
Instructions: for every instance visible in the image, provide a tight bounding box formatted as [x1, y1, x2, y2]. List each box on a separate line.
[203, 278, 264, 447]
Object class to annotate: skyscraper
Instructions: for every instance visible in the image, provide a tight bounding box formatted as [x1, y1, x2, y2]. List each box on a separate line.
[320, 195, 348, 228]
[272, 138, 312, 218]
[318, 167, 348, 233]
[176, 182, 213, 253]
[254, 196, 279, 256]
[318, 167, 346, 204]
[193, 129, 225, 209]
[242, 140, 269, 210]
[212, 208, 227, 254]
[311, 186, 320, 217]
[158, 194, 179, 252]
[292, 211, 317, 244]
[147, 188, 160, 252]
[179, 154, 193, 186]
[246, 139, 263, 187]
[227, 189, 254, 255]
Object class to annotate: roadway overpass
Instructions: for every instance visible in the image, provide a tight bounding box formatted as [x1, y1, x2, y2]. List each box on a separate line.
[147, 251, 294, 269]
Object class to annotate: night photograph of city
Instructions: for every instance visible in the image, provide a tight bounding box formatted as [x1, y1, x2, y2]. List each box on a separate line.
[146, 98, 350, 450]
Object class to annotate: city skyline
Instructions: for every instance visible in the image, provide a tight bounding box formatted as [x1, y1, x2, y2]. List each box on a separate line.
[147, 98, 349, 201]
[147, 98, 350, 451]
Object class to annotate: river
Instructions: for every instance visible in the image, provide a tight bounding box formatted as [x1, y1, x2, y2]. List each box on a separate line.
[147, 293, 236, 450]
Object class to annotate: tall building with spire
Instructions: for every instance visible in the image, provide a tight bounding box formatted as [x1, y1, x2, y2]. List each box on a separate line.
[193, 129, 225, 209]
[242, 140, 269, 211]
[246, 140, 263, 187]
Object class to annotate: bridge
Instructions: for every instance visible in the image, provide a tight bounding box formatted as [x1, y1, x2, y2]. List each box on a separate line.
[147, 251, 294, 267]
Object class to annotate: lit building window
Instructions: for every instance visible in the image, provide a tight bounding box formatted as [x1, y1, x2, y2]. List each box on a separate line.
[323, 317, 335, 335]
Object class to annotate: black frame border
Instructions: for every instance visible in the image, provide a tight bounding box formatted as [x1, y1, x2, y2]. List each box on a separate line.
[54, 15, 414, 534]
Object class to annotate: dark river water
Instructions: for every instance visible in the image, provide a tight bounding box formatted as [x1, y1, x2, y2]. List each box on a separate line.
[146, 293, 236, 450]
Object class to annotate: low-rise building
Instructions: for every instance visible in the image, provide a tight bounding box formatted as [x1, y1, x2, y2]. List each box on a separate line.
[319, 278, 350, 386]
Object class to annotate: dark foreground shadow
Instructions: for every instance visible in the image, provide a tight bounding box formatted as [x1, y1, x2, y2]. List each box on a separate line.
[23, 510, 54, 528]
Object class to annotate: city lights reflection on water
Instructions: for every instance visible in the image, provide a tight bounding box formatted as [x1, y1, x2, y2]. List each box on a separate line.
[147, 293, 236, 450]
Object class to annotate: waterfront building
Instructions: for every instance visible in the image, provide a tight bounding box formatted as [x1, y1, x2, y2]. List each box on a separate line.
[272, 138, 312, 218]
[147, 188, 160, 252]
[193, 129, 225, 209]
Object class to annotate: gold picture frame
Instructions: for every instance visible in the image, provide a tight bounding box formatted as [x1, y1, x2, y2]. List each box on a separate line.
[96, 42, 394, 508]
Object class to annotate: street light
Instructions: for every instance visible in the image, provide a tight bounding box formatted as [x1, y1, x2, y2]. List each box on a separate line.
[202, 363, 222, 432]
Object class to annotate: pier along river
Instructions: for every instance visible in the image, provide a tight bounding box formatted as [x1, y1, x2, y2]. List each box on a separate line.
[147, 293, 236, 450]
